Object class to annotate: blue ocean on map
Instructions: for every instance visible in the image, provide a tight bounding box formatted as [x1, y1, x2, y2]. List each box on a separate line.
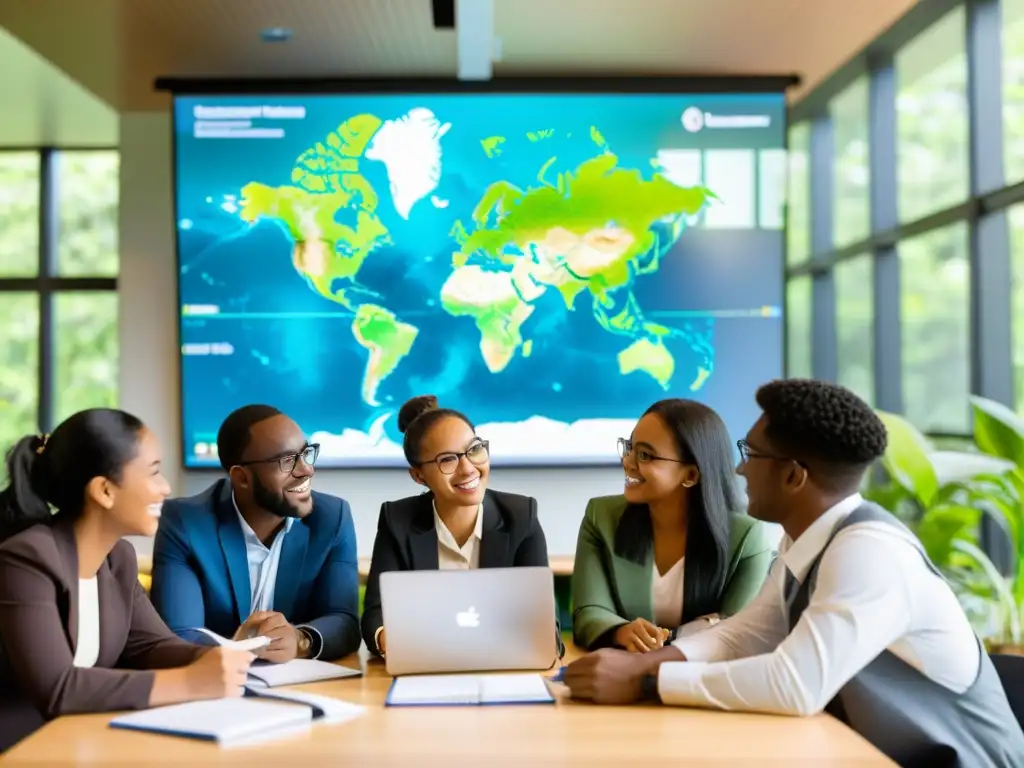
[174, 92, 785, 467]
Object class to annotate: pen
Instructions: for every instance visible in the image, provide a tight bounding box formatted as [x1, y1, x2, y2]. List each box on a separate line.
[549, 666, 568, 683]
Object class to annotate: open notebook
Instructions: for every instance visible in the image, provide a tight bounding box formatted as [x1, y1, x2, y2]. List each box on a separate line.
[109, 690, 364, 746]
[385, 673, 555, 707]
[246, 659, 362, 688]
[189, 630, 361, 687]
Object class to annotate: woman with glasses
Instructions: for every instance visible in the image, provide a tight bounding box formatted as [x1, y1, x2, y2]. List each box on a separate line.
[571, 399, 773, 652]
[361, 394, 562, 658]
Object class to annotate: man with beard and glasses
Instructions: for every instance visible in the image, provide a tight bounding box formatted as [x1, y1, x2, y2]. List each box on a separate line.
[150, 405, 360, 662]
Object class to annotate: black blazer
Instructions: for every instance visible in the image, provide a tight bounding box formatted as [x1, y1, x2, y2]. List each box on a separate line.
[360, 489, 564, 658]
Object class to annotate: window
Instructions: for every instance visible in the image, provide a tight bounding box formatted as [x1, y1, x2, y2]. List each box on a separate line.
[0, 149, 119, 464]
[54, 292, 119, 424]
[899, 224, 970, 434]
[786, 276, 813, 378]
[834, 255, 874, 404]
[57, 152, 119, 276]
[1009, 205, 1024, 411]
[787, 124, 811, 265]
[896, 7, 969, 223]
[1003, 0, 1024, 183]
[832, 78, 870, 248]
[0, 152, 40, 276]
[0, 294, 39, 453]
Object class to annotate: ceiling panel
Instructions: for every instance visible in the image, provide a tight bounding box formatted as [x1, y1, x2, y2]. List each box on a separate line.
[0, 0, 918, 119]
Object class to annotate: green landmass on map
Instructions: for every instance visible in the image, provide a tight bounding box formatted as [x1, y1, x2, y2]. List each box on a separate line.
[351, 303, 419, 406]
[238, 116, 716, 404]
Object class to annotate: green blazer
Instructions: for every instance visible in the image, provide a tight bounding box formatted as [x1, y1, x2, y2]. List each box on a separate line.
[571, 494, 774, 649]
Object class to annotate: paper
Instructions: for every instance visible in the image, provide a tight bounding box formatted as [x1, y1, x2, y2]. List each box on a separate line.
[387, 673, 555, 706]
[387, 674, 480, 705]
[479, 673, 554, 703]
[245, 658, 362, 688]
[194, 627, 270, 652]
[109, 698, 312, 746]
[248, 688, 366, 724]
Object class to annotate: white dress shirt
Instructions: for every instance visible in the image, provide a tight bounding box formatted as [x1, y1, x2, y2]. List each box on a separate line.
[233, 496, 323, 658]
[659, 493, 980, 716]
[434, 502, 483, 570]
[234, 505, 294, 614]
[652, 558, 684, 628]
[73, 577, 100, 668]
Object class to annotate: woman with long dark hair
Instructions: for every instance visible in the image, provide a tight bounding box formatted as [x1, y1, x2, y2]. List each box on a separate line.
[571, 399, 772, 651]
[0, 409, 254, 753]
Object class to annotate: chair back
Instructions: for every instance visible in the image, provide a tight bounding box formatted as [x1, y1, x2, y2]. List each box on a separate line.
[991, 653, 1024, 728]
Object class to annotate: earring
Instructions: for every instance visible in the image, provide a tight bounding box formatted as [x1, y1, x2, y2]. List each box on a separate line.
[682, 481, 694, 488]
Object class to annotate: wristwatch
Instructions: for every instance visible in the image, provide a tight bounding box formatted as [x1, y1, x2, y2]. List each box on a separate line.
[296, 627, 313, 658]
[640, 673, 661, 703]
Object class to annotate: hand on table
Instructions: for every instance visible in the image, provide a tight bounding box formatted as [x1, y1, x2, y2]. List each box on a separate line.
[234, 610, 299, 663]
[564, 648, 649, 705]
[186, 647, 254, 699]
[614, 618, 669, 653]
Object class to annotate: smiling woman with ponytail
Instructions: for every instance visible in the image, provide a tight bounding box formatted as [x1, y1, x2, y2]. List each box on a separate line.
[0, 409, 255, 753]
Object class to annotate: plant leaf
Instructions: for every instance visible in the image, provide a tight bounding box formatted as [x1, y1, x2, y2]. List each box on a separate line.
[876, 410, 939, 506]
[971, 396, 1024, 467]
[952, 539, 1021, 643]
[916, 504, 980, 565]
[928, 451, 1016, 485]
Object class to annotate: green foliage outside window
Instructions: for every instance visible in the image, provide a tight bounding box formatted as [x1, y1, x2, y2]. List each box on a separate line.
[0, 151, 119, 478]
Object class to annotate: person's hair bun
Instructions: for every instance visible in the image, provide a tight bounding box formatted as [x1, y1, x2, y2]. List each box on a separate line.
[397, 395, 439, 434]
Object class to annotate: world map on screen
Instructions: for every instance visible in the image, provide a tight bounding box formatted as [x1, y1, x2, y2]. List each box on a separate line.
[236, 109, 714, 409]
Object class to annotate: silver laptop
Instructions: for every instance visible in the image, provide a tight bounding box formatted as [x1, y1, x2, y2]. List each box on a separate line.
[379, 566, 559, 676]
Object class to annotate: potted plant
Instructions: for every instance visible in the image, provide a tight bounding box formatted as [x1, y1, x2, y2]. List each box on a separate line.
[864, 397, 1023, 649]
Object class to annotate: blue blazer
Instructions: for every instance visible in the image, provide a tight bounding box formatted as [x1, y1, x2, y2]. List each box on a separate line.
[150, 478, 361, 661]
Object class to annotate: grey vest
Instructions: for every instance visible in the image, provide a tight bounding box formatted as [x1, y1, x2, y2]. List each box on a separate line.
[787, 503, 1024, 768]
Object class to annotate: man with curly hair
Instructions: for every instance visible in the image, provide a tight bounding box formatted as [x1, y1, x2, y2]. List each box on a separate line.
[566, 379, 1024, 767]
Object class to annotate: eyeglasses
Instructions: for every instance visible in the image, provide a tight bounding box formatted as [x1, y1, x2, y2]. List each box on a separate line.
[421, 440, 490, 475]
[239, 443, 320, 474]
[617, 437, 687, 465]
[736, 439, 793, 464]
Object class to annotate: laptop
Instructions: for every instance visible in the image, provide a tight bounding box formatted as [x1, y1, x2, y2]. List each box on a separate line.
[379, 566, 559, 676]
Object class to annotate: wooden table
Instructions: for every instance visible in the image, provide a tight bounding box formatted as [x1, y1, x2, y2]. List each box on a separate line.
[358, 555, 576, 582]
[1, 647, 892, 765]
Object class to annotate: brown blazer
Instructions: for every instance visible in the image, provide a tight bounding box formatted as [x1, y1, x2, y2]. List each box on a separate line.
[0, 520, 205, 753]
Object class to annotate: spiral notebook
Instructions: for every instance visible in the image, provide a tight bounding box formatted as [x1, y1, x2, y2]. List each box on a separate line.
[385, 673, 555, 707]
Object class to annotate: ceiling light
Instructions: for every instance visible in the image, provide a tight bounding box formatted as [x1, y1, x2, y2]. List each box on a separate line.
[260, 27, 292, 43]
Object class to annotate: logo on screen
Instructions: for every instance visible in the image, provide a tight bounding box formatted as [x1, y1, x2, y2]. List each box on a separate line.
[455, 606, 481, 628]
[681, 107, 705, 133]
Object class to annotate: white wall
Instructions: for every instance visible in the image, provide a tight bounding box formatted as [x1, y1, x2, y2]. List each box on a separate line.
[118, 112, 625, 558]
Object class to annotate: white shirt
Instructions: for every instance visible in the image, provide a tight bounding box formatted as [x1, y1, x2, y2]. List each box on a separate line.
[652, 558, 685, 628]
[660, 493, 979, 716]
[234, 500, 294, 613]
[73, 577, 100, 668]
[232, 496, 322, 658]
[434, 502, 483, 570]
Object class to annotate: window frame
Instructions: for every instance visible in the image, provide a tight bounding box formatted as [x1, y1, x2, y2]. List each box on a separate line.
[0, 147, 118, 432]
[786, 0, 1013, 440]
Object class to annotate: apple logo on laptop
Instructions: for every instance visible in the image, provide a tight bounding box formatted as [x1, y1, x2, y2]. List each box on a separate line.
[455, 606, 480, 628]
